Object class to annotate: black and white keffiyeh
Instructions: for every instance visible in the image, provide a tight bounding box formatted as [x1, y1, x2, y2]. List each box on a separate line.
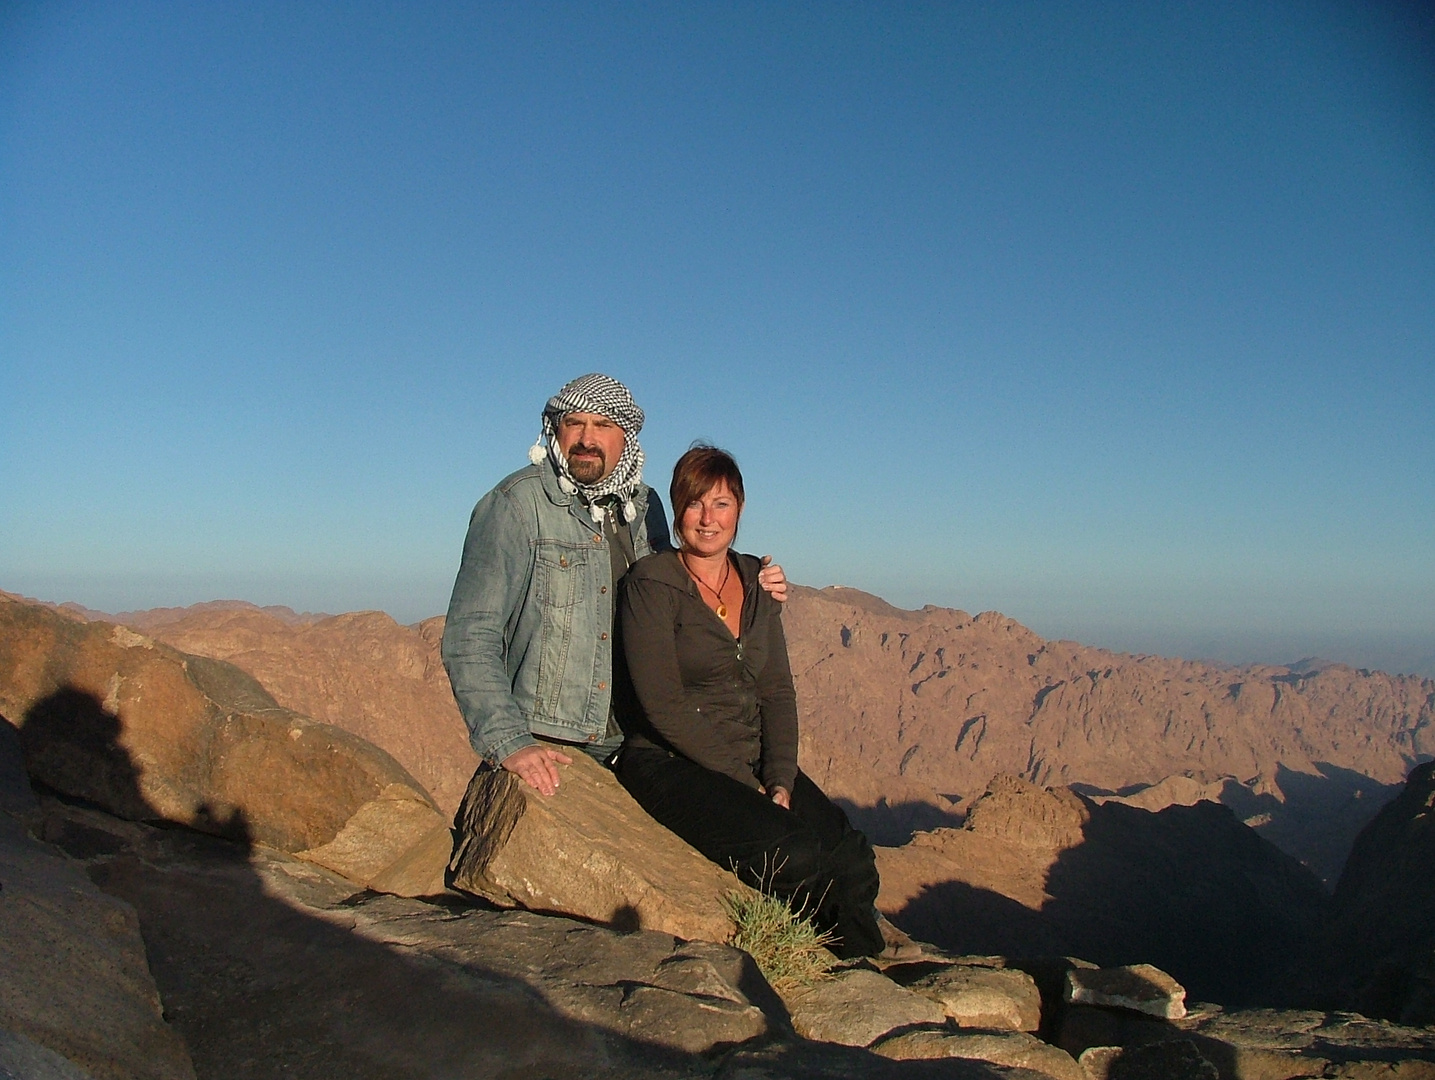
[527, 373, 646, 523]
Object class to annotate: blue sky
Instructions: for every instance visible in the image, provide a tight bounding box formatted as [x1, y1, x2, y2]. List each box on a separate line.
[3, 1, 1433, 676]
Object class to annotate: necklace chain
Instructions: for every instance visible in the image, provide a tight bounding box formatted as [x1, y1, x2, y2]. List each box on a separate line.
[683, 553, 732, 619]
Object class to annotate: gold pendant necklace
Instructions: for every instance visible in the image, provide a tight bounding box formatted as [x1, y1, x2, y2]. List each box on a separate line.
[684, 553, 732, 619]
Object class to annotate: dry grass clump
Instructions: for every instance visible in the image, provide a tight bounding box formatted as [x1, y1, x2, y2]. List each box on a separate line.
[723, 888, 835, 992]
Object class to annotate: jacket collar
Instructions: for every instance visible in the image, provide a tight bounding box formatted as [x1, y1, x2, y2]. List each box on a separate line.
[537, 460, 648, 531]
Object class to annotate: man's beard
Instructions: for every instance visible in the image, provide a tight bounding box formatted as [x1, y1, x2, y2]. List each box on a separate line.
[566, 444, 607, 484]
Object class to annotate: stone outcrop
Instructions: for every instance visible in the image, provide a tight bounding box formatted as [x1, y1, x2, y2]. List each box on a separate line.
[889, 963, 1043, 1032]
[448, 751, 755, 942]
[870, 1030, 1084, 1080]
[876, 776, 1330, 1008]
[1326, 759, 1435, 1024]
[1065, 964, 1186, 1020]
[0, 594, 449, 894]
[0, 719, 195, 1080]
[34, 792, 1086, 1078]
[20, 757, 1435, 1079]
[40, 794, 776, 1075]
[106, 602, 477, 816]
[782, 967, 947, 1046]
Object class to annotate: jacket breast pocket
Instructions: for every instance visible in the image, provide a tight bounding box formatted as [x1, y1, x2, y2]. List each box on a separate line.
[533, 541, 589, 610]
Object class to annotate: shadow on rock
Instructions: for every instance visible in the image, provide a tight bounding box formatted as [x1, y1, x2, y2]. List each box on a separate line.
[894, 799, 1329, 1009]
[1219, 761, 1403, 886]
[836, 798, 966, 847]
[14, 686, 1026, 1079]
[13, 688, 688, 1077]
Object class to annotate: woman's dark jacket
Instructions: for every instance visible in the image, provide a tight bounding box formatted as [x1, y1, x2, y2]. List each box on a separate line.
[617, 549, 799, 794]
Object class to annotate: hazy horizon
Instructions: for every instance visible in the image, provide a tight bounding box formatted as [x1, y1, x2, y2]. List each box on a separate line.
[7, 573, 1432, 682]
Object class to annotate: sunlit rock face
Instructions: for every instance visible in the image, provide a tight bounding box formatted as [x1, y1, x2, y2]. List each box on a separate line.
[0, 593, 448, 893]
[780, 585, 1431, 881]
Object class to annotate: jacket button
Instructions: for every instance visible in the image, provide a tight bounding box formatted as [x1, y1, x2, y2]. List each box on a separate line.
[559, 556, 568, 567]
[587, 734, 597, 742]
[600, 586, 607, 594]
[600, 632, 608, 640]
[592, 534, 602, 544]
[598, 681, 607, 689]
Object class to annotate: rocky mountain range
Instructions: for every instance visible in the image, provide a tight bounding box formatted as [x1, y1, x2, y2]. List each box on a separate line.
[784, 586, 1433, 882]
[53, 585, 1434, 887]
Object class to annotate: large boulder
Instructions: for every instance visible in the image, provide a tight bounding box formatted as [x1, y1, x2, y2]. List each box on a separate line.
[1065, 964, 1186, 1020]
[448, 752, 755, 942]
[113, 603, 478, 816]
[0, 594, 449, 894]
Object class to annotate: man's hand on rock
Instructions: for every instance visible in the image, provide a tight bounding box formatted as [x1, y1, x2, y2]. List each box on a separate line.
[758, 556, 789, 604]
[502, 745, 573, 796]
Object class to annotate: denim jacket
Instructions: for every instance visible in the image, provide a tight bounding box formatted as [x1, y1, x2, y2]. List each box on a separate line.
[441, 462, 670, 765]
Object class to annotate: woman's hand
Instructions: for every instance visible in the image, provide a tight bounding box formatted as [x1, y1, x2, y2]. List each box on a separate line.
[769, 785, 791, 809]
[758, 556, 789, 603]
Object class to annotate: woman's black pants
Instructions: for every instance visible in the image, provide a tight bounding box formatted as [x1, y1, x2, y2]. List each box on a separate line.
[615, 746, 883, 959]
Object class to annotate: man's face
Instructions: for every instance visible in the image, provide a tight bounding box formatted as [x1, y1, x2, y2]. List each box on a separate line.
[556, 411, 625, 484]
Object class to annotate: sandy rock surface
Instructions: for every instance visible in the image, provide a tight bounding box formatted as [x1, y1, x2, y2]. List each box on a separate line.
[893, 964, 1043, 1031]
[870, 1030, 1083, 1080]
[0, 1026, 103, 1080]
[783, 967, 947, 1047]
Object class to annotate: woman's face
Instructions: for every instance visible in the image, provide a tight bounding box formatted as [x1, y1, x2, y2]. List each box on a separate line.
[677, 479, 742, 557]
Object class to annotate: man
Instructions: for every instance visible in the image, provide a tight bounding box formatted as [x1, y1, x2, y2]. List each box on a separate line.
[442, 373, 786, 796]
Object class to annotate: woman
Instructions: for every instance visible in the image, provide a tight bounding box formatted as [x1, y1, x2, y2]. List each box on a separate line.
[615, 445, 897, 959]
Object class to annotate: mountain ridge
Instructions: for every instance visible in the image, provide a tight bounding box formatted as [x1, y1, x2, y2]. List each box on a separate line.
[6, 584, 1430, 884]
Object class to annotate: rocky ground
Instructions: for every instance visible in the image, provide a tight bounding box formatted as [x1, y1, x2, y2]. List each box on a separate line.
[11, 768, 1435, 1079]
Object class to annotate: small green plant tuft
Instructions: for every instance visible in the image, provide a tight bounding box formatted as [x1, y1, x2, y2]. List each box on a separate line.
[723, 887, 835, 992]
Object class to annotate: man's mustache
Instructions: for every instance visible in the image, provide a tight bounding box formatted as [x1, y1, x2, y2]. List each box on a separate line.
[568, 443, 604, 458]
